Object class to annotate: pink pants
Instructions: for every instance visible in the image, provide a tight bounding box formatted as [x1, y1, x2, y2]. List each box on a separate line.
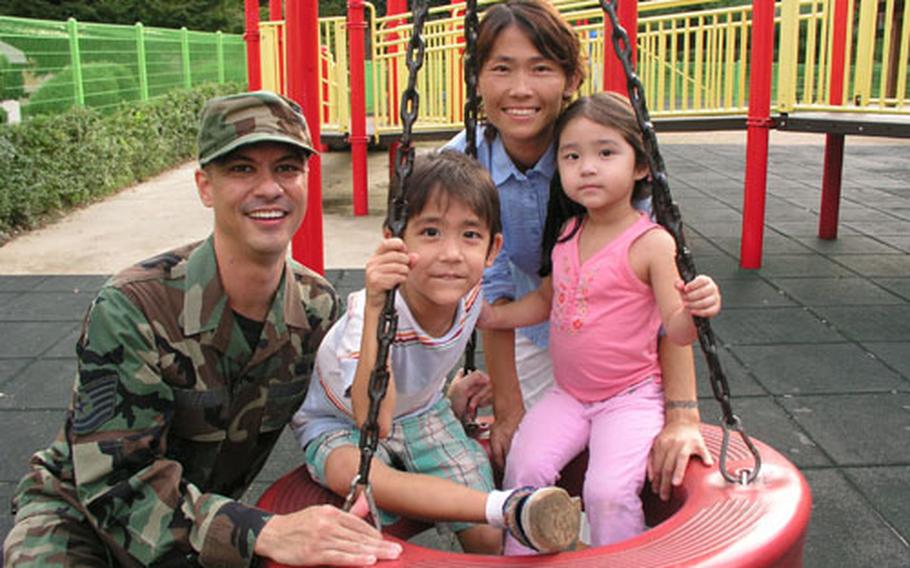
[503, 379, 664, 554]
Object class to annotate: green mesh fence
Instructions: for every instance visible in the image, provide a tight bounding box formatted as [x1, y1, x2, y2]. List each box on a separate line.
[0, 15, 247, 121]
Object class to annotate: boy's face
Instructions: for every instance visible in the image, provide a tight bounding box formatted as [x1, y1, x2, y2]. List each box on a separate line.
[399, 192, 502, 311]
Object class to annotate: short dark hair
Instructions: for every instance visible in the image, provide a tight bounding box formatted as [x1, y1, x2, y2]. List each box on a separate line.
[387, 150, 501, 242]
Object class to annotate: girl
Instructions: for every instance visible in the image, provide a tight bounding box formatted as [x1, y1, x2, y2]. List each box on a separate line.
[479, 92, 717, 552]
[444, 0, 718, 501]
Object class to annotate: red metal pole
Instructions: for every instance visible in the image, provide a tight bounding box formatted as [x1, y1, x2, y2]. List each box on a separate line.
[349, 0, 369, 216]
[819, 0, 850, 240]
[385, 0, 407, 196]
[739, 0, 775, 269]
[451, 0, 465, 124]
[269, 0, 282, 19]
[244, 0, 262, 91]
[602, 0, 637, 95]
[286, 0, 325, 273]
[388, 0, 406, 127]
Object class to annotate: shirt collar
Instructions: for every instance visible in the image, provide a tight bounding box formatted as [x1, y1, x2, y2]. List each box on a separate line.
[488, 133, 556, 186]
[181, 236, 309, 337]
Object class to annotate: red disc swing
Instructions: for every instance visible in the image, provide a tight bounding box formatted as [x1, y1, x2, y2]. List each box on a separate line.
[258, 1, 812, 566]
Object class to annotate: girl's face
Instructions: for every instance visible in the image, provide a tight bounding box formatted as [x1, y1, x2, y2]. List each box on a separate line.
[556, 117, 648, 215]
[478, 25, 577, 165]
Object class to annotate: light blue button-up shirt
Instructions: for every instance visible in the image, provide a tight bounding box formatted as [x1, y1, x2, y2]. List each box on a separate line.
[445, 127, 554, 348]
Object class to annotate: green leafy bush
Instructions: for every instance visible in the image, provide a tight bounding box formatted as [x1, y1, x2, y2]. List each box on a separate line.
[24, 61, 140, 117]
[0, 81, 244, 232]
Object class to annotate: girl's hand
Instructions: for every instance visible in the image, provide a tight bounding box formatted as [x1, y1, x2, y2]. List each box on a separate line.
[676, 275, 721, 318]
[447, 369, 493, 423]
[364, 238, 417, 309]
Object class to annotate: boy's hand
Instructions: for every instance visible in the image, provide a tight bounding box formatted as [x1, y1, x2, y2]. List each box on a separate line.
[364, 238, 417, 309]
[447, 369, 493, 423]
[675, 275, 721, 318]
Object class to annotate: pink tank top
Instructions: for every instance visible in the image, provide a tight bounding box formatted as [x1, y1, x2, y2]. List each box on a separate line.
[549, 213, 664, 402]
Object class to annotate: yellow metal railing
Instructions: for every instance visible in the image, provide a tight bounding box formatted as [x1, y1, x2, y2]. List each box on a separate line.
[259, 21, 284, 95]
[777, 0, 909, 113]
[263, 0, 910, 139]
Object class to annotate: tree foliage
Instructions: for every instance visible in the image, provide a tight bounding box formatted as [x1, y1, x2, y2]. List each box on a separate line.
[0, 0, 246, 32]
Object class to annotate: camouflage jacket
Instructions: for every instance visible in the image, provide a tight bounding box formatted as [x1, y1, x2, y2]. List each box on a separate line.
[10, 237, 339, 567]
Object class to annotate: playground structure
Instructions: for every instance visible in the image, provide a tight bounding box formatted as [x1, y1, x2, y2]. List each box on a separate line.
[244, 0, 909, 271]
[246, 2, 815, 565]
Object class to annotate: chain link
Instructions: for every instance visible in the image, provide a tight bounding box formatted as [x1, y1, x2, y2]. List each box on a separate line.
[599, 0, 760, 484]
[343, 0, 431, 527]
[462, 0, 480, 372]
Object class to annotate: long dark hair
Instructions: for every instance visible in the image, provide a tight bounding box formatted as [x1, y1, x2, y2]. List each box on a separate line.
[539, 92, 652, 277]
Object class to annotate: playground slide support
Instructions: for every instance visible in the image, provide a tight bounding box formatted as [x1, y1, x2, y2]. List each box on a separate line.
[349, 0, 370, 216]
[287, 0, 326, 273]
[740, 0, 775, 269]
[270, 0, 283, 19]
[819, 0, 850, 240]
[244, 0, 262, 91]
[386, 0, 407, 211]
[602, 0, 637, 95]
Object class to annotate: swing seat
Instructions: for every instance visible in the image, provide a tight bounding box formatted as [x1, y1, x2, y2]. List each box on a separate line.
[257, 423, 811, 567]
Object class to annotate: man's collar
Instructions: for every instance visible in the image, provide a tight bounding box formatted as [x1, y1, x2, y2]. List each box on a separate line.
[181, 237, 309, 338]
[182, 236, 227, 336]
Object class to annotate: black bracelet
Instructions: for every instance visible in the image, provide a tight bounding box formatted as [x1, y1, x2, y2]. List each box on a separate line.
[666, 400, 698, 410]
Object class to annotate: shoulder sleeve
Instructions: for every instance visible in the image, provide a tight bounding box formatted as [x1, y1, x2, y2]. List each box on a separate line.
[70, 286, 269, 567]
[482, 247, 516, 304]
[441, 129, 468, 151]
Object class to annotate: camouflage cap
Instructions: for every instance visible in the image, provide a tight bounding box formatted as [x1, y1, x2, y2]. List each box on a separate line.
[197, 90, 317, 166]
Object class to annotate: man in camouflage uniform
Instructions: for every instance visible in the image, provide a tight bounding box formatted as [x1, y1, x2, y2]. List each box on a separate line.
[3, 92, 402, 567]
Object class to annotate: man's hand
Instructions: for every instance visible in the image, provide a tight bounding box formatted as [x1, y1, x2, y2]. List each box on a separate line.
[647, 417, 713, 501]
[447, 369, 493, 423]
[255, 499, 402, 566]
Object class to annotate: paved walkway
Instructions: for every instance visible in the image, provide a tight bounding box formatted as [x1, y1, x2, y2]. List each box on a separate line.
[1, 133, 909, 565]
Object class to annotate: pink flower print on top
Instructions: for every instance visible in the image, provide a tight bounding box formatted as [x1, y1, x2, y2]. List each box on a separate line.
[552, 260, 598, 335]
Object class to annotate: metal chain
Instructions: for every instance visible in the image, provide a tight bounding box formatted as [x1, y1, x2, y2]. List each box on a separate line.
[599, 0, 760, 484]
[342, 0, 431, 527]
[462, 0, 480, 372]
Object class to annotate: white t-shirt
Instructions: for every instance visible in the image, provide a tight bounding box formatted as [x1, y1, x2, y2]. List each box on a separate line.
[292, 284, 482, 449]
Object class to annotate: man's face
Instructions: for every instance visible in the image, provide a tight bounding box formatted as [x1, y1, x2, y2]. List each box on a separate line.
[195, 142, 308, 264]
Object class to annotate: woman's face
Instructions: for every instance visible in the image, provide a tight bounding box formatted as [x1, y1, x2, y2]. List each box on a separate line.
[478, 25, 576, 165]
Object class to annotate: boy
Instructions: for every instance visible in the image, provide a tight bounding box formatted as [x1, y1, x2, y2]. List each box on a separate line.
[292, 150, 580, 554]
